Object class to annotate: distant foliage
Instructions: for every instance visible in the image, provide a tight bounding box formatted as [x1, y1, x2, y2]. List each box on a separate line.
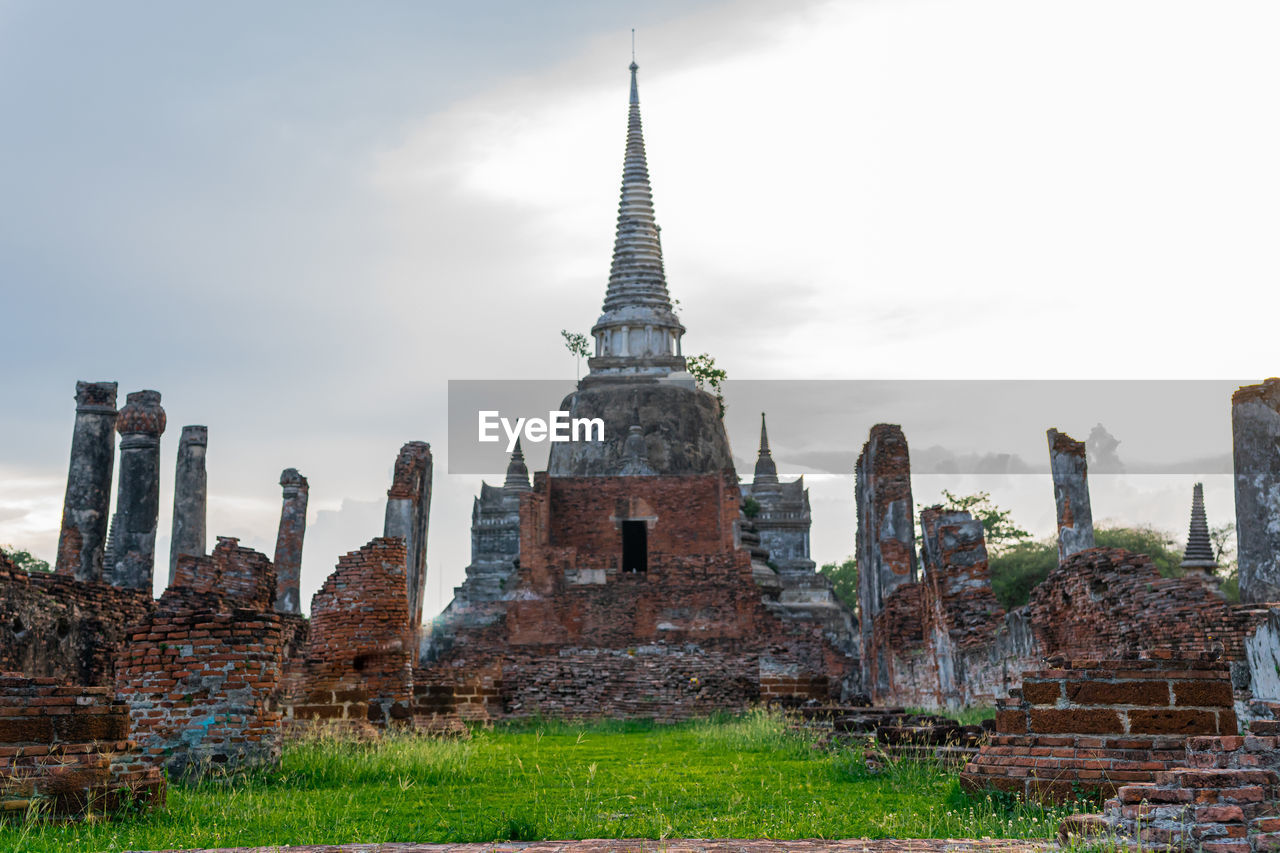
[987, 525, 1194, 610]
[742, 496, 761, 519]
[819, 556, 858, 611]
[1210, 523, 1240, 603]
[1, 545, 51, 573]
[987, 539, 1057, 610]
[1094, 526, 1183, 577]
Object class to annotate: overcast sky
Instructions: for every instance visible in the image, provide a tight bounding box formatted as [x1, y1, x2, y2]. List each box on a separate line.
[2, 0, 1276, 618]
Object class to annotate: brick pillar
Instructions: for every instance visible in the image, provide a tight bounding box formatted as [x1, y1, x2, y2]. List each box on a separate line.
[109, 390, 167, 591]
[54, 381, 119, 581]
[855, 423, 917, 693]
[1047, 428, 1094, 562]
[273, 467, 308, 614]
[168, 425, 208, 585]
[1233, 378, 1280, 603]
[383, 441, 432, 653]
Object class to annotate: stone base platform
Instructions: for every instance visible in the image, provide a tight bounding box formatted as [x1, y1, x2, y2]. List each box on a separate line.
[129, 841, 1055, 853]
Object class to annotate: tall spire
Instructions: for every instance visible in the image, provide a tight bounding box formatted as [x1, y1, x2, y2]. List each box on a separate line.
[754, 412, 779, 485]
[586, 60, 686, 380]
[504, 438, 531, 492]
[1181, 482, 1217, 571]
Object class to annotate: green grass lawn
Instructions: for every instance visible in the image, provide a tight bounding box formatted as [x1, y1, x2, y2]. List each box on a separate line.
[2, 711, 1087, 852]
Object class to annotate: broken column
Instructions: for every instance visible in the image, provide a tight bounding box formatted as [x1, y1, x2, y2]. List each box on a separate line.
[168, 425, 208, 584]
[54, 381, 119, 581]
[383, 442, 432, 650]
[1047, 428, 1094, 562]
[1233, 378, 1280, 603]
[273, 468, 308, 614]
[109, 390, 166, 591]
[855, 423, 918, 691]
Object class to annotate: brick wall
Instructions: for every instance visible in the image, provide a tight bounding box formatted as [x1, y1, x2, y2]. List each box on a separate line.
[288, 537, 413, 728]
[962, 656, 1237, 802]
[869, 545, 1272, 712]
[0, 673, 164, 818]
[0, 552, 152, 686]
[114, 538, 285, 779]
[416, 471, 854, 723]
[1105, 730, 1280, 852]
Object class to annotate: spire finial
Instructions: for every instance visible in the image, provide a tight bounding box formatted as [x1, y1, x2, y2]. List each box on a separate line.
[585, 49, 686, 379]
[503, 437, 531, 492]
[754, 412, 779, 485]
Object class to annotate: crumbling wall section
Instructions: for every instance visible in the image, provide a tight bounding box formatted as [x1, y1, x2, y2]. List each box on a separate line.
[114, 538, 285, 779]
[0, 552, 152, 686]
[383, 441, 432, 651]
[0, 673, 164, 818]
[871, 545, 1271, 711]
[915, 507, 1009, 708]
[1105, 731, 1280, 852]
[855, 424, 918, 695]
[1047, 428, 1095, 561]
[291, 537, 413, 728]
[962, 656, 1237, 803]
[1027, 548, 1263, 662]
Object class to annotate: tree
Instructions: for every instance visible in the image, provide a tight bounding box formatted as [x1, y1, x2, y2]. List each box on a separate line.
[819, 557, 857, 611]
[936, 490, 1030, 554]
[560, 330, 590, 380]
[987, 524, 1192, 610]
[685, 353, 727, 415]
[1094, 526, 1183, 577]
[1210, 522, 1240, 603]
[988, 538, 1057, 610]
[742, 496, 761, 519]
[1, 545, 51, 573]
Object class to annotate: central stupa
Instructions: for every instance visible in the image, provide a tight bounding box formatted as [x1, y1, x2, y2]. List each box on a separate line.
[548, 61, 733, 477]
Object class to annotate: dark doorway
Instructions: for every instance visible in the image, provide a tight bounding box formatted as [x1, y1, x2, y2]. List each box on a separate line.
[622, 520, 647, 573]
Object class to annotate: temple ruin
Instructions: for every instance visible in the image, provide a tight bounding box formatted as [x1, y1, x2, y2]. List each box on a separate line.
[4, 63, 1280, 847]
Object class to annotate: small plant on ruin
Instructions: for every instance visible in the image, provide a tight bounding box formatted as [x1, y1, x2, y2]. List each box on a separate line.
[742, 496, 761, 518]
[685, 353, 727, 415]
[560, 330, 590, 380]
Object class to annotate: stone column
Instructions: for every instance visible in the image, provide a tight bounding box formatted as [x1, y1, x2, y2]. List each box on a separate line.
[109, 390, 167, 591]
[1233, 379, 1280, 603]
[273, 468, 309, 614]
[855, 423, 918, 694]
[54, 381, 119, 581]
[383, 442, 432, 650]
[1047, 428, 1094, 562]
[168, 425, 208, 585]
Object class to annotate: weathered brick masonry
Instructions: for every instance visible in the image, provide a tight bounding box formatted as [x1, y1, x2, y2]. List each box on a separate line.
[0, 673, 164, 817]
[288, 537, 414, 728]
[0, 553, 152, 686]
[962, 656, 1238, 802]
[115, 538, 285, 779]
[866, 538, 1270, 707]
[1103, 725, 1280, 852]
[418, 472, 852, 723]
